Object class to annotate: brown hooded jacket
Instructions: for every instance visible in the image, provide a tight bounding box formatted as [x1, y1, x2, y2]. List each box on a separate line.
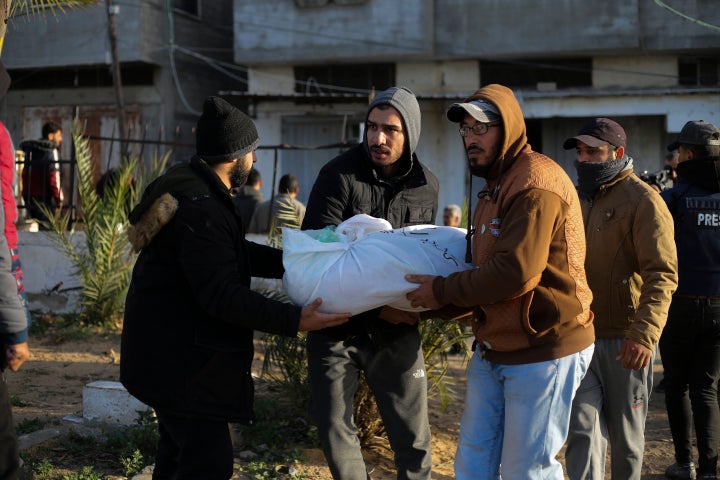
[433, 84, 595, 365]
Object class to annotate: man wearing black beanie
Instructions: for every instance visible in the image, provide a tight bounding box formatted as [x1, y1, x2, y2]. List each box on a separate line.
[120, 96, 349, 479]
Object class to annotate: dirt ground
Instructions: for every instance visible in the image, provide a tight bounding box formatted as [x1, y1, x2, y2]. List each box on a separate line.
[5, 333, 677, 479]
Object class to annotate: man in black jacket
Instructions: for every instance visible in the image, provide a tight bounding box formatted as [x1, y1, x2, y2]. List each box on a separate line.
[19, 121, 63, 226]
[120, 96, 349, 480]
[302, 86, 439, 479]
[660, 120, 720, 480]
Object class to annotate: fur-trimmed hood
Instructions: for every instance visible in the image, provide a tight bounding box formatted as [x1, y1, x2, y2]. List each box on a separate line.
[127, 157, 230, 252]
[127, 193, 178, 252]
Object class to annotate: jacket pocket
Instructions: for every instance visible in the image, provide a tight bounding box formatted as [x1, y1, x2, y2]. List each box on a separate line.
[472, 292, 536, 352]
[614, 274, 639, 324]
[406, 206, 434, 225]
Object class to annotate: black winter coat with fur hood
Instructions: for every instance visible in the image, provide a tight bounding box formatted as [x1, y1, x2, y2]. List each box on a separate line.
[120, 157, 301, 423]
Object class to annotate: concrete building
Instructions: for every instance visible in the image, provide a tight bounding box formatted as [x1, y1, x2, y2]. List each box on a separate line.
[2, 0, 237, 175]
[3, 0, 719, 306]
[227, 0, 720, 218]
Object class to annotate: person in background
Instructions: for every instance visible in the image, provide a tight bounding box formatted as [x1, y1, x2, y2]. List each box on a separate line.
[562, 117, 678, 480]
[665, 149, 679, 185]
[653, 151, 680, 394]
[442, 203, 461, 227]
[642, 149, 679, 193]
[233, 167, 263, 227]
[302, 86, 438, 480]
[248, 173, 305, 234]
[660, 120, 720, 480]
[19, 121, 63, 226]
[120, 96, 349, 480]
[406, 83, 594, 480]
[0, 59, 32, 480]
[441, 202, 469, 354]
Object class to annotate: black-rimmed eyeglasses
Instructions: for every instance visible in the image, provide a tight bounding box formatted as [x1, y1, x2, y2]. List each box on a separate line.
[459, 123, 499, 137]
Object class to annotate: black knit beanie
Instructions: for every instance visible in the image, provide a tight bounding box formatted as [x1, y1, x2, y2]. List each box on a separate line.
[196, 96, 259, 163]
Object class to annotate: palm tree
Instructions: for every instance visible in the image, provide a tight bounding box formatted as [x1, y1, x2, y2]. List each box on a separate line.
[0, 0, 97, 57]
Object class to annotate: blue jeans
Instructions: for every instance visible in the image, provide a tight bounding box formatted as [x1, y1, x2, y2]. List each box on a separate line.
[455, 345, 594, 480]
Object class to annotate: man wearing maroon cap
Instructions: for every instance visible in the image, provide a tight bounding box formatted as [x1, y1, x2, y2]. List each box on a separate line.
[563, 118, 678, 480]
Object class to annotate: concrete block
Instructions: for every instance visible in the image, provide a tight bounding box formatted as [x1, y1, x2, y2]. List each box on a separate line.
[18, 428, 63, 451]
[83, 380, 151, 426]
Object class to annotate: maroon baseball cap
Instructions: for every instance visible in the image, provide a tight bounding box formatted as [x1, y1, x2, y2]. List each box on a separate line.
[563, 118, 627, 150]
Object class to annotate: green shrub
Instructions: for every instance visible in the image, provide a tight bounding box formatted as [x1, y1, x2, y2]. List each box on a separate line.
[260, 313, 470, 444]
[15, 416, 44, 435]
[32, 459, 53, 479]
[103, 410, 158, 476]
[232, 396, 310, 478]
[59, 466, 106, 480]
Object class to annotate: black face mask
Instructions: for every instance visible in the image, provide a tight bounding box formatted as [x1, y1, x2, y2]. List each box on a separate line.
[574, 155, 630, 198]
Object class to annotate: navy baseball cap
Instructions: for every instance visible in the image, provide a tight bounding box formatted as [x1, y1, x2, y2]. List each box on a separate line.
[667, 120, 720, 151]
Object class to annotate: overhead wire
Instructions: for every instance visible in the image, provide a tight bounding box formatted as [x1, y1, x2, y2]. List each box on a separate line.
[165, 0, 201, 116]
[652, 0, 720, 31]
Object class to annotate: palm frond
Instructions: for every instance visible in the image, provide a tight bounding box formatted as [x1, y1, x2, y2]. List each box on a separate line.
[10, 0, 97, 17]
[40, 117, 167, 329]
[266, 196, 302, 248]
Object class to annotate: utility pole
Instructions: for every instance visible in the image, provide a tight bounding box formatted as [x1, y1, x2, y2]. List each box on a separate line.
[0, 0, 11, 58]
[106, 0, 127, 158]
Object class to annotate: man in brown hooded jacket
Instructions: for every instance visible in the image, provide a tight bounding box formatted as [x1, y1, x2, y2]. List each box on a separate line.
[406, 84, 595, 480]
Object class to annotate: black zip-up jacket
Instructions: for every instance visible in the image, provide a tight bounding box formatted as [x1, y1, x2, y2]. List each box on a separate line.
[661, 154, 720, 296]
[121, 157, 301, 423]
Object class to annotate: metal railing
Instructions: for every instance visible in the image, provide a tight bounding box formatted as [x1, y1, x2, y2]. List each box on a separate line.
[15, 135, 357, 230]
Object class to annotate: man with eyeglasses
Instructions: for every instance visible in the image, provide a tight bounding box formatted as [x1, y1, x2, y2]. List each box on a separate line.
[562, 118, 677, 480]
[406, 83, 595, 480]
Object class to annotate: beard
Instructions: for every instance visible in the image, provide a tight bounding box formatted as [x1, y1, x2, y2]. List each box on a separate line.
[229, 160, 251, 189]
[469, 163, 491, 178]
[466, 146, 497, 178]
[369, 144, 403, 170]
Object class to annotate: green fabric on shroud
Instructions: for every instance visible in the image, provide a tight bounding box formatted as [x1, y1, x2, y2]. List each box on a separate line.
[308, 226, 341, 243]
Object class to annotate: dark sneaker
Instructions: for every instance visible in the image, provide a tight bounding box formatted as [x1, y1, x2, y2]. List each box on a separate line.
[666, 463, 697, 480]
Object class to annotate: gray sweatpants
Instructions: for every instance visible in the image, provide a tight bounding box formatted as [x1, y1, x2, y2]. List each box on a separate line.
[307, 328, 432, 480]
[565, 337, 655, 480]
